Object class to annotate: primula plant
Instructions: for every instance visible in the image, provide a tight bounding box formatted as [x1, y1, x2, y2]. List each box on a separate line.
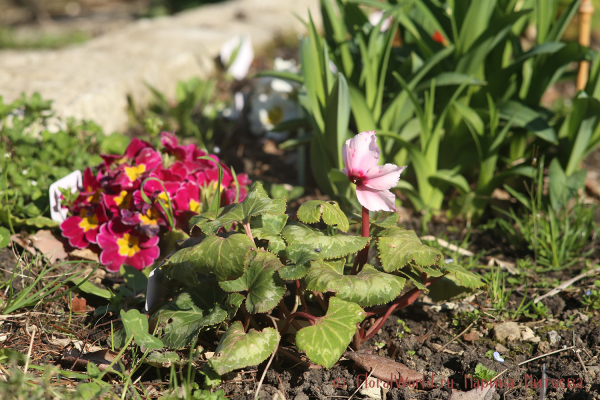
[59, 132, 251, 271]
[150, 131, 483, 373]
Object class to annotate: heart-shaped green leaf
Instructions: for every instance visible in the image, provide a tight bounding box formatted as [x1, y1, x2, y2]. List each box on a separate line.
[296, 297, 365, 369]
[378, 228, 443, 272]
[120, 309, 164, 349]
[209, 321, 279, 375]
[278, 244, 320, 280]
[162, 233, 255, 283]
[220, 250, 285, 314]
[250, 213, 288, 255]
[281, 221, 369, 259]
[297, 200, 349, 232]
[441, 263, 485, 289]
[154, 280, 234, 349]
[371, 212, 399, 228]
[305, 260, 406, 307]
[193, 182, 286, 235]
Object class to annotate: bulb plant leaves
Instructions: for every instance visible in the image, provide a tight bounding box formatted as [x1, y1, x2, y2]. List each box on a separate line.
[305, 259, 406, 307]
[295, 297, 365, 369]
[219, 250, 285, 314]
[297, 200, 350, 232]
[377, 227, 444, 271]
[281, 221, 370, 259]
[152, 186, 483, 372]
[192, 182, 286, 235]
[209, 321, 279, 375]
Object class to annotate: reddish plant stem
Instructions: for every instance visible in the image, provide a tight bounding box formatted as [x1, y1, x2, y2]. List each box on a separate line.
[279, 301, 303, 332]
[296, 280, 309, 313]
[280, 312, 319, 336]
[360, 275, 445, 342]
[351, 207, 370, 275]
[242, 218, 256, 245]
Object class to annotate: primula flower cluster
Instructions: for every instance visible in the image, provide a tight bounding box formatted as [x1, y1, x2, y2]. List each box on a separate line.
[60, 132, 250, 272]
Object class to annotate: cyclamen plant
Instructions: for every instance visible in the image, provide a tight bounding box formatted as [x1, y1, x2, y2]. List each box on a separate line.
[150, 131, 483, 374]
[60, 132, 251, 272]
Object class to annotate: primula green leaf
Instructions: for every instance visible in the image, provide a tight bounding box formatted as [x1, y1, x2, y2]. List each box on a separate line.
[250, 213, 288, 254]
[297, 200, 349, 232]
[281, 221, 369, 259]
[193, 182, 286, 235]
[278, 244, 320, 280]
[155, 281, 233, 349]
[296, 297, 365, 369]
[377, 228, 443, 272]
[220, 250, 285, 314]
[162, 233, 255, 283]
[122, 265, 148, 292]
[209, 321, 279, 375]
[70, 277, 111, 300]
[441, 263, 485, 289]
[120, 309, 164, 349]
[305, 259, 406, 307]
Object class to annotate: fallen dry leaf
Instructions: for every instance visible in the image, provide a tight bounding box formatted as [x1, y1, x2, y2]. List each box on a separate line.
[69, 295, 87, 313]
[70, 248, 99, 262]
[344, 350, 423, 382]
[463, 331, 481, 344]
[449, 386, 495, 400]
[10, 234, 36, 255]
[30, 230, 69, 263]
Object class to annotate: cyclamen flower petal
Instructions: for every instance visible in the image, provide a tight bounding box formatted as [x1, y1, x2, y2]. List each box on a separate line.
[343, 131, 407, 212]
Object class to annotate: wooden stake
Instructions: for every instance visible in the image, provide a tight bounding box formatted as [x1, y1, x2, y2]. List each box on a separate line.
[577, 0, 594, 91]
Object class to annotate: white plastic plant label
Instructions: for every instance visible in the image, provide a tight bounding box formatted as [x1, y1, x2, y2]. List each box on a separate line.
[145, 266, 167, 313]
[49, 170, 82, 222]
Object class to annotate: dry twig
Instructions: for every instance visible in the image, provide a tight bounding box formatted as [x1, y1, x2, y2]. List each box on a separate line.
[534, 265, 600, 303]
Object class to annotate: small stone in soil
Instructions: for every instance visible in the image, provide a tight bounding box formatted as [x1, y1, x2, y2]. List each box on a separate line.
[493, 322, 520, 343]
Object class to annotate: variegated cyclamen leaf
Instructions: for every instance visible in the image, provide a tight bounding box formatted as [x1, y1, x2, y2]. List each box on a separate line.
[219, 250, 285, 314]
[278, 244, 320, 280]
[371, 212, 399, 228]
[193, 182, 286, 235]
[250, 213, 288, 254]
[209, 321, 279, 375]
[305, 260, 406, 307]
[281, 221, 369, 259]
[297, 200, 349, 232]
[377, 228, 443, 272]
[441, 263, 484, 289]
[296, 297, 365, 369]
[154, 281, 231, 349]
[162, 233, 255, 283]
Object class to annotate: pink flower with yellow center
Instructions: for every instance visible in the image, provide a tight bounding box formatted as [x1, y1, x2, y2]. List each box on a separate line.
[121, 206, 162, 237]
[342, 131, 407, 212]
[97, 218, 159, 271]
[173, 182, 201, 214]
[114, 148, 162, 189]
[60, 205, 108, 249]
[101, 138, 152, 168]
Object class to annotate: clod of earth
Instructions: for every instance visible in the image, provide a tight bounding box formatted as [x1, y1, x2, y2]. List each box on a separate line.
[344, 350, 423, 382]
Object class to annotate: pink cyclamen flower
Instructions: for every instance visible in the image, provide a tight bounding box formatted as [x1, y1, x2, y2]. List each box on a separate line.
[342, 131, 407, 212]
[97, 218, 160, 271]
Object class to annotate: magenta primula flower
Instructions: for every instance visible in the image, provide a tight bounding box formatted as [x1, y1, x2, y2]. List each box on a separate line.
[97, 218, 160, 271]
[342, 131, 406, 212]
[114, 148, 162, 189]
[61, 205, 108, 249]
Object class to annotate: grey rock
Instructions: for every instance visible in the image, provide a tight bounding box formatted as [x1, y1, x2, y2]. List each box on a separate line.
[493, 322, 521, 343]
[295, 393, 309, 400]
[548, 330, 561, 345]
[0, 0, 320, 134]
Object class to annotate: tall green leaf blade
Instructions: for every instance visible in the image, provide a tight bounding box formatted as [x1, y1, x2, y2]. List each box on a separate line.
[162, 233, 254, 283]
[498, 101, 557, 144]
[219, 250, 285, 314]
[209, 322, 279, 375]
[191, 182, 286, 235]
[377, 227, 443, 272]
[305, 259, 406, 307]
[281, 221, 369, 259]
[297, 200, 349, 232]
[457, 0, 497, 54]
[296, 297, 365, 369]
[324, 75, 351, 171]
